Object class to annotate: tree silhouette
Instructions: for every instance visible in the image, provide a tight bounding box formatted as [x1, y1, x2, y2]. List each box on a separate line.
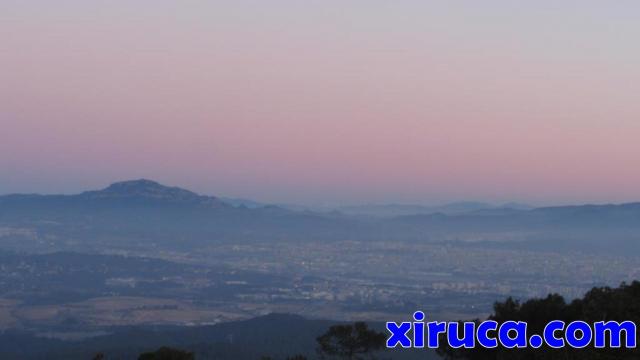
[438, 281, 640, 359]
[137, 346, 195, 360]
[316, 321, 386, 359]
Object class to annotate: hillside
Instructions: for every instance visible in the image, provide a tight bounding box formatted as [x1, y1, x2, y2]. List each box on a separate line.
[1, 180, 640, 254]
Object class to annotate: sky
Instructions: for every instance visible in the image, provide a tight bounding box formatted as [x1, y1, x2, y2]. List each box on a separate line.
[1, 1, 639, 206]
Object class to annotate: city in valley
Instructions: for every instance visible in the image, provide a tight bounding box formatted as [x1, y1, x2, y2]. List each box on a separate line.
[1, 223, 638, 338]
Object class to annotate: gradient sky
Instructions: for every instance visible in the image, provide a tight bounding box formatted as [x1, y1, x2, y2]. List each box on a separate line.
[2, 1, 640, 205]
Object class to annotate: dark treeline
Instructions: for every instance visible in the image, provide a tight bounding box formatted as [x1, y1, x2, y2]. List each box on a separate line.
[439, 281, 640, 359]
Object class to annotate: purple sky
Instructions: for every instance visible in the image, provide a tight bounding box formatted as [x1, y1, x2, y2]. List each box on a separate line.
[2, 1, 640, 205]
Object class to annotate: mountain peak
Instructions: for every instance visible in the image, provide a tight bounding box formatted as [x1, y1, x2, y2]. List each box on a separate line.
[104, 179, 177, 193]
[82, 179, 213, 203]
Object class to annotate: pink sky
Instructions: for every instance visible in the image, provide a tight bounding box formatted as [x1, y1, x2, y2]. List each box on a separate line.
[1, 1, 639, 205]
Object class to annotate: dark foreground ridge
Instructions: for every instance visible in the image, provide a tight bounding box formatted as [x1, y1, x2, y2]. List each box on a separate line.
[0, 314, 438, 360]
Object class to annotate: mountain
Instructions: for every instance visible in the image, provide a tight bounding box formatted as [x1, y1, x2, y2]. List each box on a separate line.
[391, 202, 640, 231]
[219, 196, 267, 209]
[0, 179, 227, 209]
[0, 180, 366, 250]
[337, 201, 531, 217]
[1, 180, 639, 254]
[389, 202, 640, 254]
[81, 179, 220, 205]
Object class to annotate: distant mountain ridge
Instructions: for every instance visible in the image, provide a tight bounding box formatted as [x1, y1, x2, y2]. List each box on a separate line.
[1, 179, 640, 254]
[0, 179, 357, 247]
[337, 201, 532, 217]
[85, 179, 202, 200]
[79, 179, 225, 206]
[219, 196, 267, 209]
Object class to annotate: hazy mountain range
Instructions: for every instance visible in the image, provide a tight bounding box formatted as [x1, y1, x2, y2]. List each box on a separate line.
[220, 196, 532, 216]
[333, 201, 532, 217]
[1, 179, 639, 254]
